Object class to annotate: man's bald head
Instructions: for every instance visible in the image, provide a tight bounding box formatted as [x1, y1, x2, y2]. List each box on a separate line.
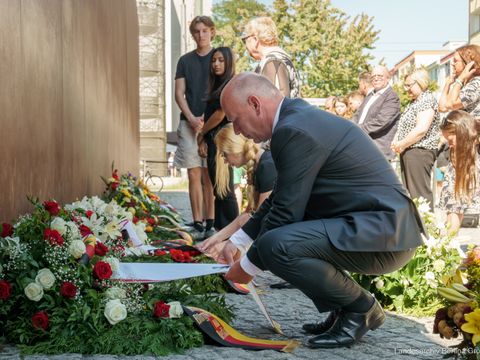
[220, 73, 283, 143]
[221, 72, 280, 107]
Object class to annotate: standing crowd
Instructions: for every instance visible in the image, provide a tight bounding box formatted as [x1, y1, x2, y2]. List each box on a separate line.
[173, 14, 480, 349]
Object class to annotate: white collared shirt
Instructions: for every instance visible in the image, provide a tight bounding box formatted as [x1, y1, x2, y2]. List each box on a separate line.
[358, 85, 390, 125]
[229, 98, 285, 276]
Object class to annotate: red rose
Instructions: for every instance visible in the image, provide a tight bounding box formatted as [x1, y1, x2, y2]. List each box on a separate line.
[85, 210, 94, 219]
[95, 242, 109, 256]
[43, 201, 60, 216]
[79, 225, 93, 237]
[147, 218, 155, 226]
[170, 249, 191, 263]
[93, 261, 112, 280]
[43, 228, 64, 246]
[1, 223, 13, 237]
[60, 281, 77, 299]
[154, 249, 166, 256]
[0, 280, 12, 300]
[132, 216, 139, 224]
[111, 182, 119, 191]
[32, 311, 49, 330]
[153, 300, 170, 318]
[112, 169, 119, 181]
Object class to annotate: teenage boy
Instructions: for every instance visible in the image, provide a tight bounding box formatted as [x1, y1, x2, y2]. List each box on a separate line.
[174, 16, 216, 239]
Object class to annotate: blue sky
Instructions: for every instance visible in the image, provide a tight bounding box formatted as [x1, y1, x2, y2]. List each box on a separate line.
[214, 0, 468, 68]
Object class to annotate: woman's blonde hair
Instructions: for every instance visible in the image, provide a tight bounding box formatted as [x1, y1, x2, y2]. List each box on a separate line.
[406, 68, 429, 91]
[457, 44, 480, 77]
[244, 17, 279, 47]
[440, 110, 479, 202]
[214, 124, 260, 209]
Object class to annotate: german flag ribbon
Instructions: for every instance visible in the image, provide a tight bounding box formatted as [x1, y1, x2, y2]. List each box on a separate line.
[184, 306, 299, 352]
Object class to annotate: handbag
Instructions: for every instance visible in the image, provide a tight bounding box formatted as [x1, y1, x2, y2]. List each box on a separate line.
[461, 213, 479, 228]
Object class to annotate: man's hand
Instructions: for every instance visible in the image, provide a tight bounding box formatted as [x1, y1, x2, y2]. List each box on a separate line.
[224, 261, 254, 284]
[216, 240, 241, 264]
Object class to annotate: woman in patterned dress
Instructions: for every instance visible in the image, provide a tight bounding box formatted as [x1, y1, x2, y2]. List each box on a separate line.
[439, 44, 480, 119]
[391, 69, 440, 209]
[439, 110, 480, 235]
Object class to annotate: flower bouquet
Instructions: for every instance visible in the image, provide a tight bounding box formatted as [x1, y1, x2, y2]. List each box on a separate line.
[433, 247, 480, 359]
[0, 193, 232, 355]
[352, 198, 463, 315]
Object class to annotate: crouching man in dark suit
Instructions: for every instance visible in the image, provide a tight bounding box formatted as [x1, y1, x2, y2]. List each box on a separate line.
[218, 73, 424, 348]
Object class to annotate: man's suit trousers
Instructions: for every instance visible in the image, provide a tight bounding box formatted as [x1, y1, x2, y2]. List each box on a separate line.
[255, 220, 415, 312]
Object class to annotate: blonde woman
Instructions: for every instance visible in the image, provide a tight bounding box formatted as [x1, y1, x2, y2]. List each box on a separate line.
[197, 124, 277, 255]
[391, 69, 440, 209]
[242, 16, 300, 98]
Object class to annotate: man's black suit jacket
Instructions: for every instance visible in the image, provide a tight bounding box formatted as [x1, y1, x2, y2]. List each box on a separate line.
[352, 86, 400, 161]
[242, 98, 424, 269]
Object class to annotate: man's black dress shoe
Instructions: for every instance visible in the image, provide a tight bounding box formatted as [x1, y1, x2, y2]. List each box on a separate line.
[302, 309, 341, 334]
[307, 299, 385, 348]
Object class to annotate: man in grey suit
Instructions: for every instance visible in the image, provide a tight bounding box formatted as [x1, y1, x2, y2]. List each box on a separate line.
[218, 73, 424, 348]
[353, 66, 401, 161]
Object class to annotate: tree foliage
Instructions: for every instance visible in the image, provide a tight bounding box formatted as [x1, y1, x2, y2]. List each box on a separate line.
[212, 0, 380, 98]
[212, 0, 269, 72]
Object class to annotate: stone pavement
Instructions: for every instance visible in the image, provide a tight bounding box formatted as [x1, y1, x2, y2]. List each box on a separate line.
[3, 190, 480, 360]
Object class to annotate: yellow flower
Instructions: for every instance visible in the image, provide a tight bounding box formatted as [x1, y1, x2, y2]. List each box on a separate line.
[120, 189, 132, 198]
[140, 202, 147, 211]
[461, 308, 480, 345]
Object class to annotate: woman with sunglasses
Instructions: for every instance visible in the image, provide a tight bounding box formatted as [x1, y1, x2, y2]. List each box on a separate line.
[439, 45, 480, 119]
[438, 110, 480, 235]
[197, 47, 239, 230]
[197, 123, 277, 257]
[391, 69, 440, 209]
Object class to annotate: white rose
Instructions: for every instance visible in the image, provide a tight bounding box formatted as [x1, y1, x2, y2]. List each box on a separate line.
[104, 299, 127, 325]
[167, 301, 184, 318]
[50, 217, 67, 236]
[104, 257, 120, 273]
[68, 240, 86, 259]
[25, 282, 44, 301]
[375, 279, 385, 290]
[433, 259, 446, 273]
[35, 268, 56, 290]
[105, 287, 127, 300]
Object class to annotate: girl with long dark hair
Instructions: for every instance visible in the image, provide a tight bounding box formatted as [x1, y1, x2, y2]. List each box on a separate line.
[197, 47, 238, 230]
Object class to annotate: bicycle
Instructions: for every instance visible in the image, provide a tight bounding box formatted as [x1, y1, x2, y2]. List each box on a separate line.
[140, 160, 165, 192]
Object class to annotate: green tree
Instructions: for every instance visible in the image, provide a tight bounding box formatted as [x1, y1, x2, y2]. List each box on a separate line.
[272, 0, 379, 97]
[212, 0, 379, 97]
[212, 0, 269, 72]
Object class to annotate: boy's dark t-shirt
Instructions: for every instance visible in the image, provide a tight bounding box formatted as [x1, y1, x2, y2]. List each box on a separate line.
[175, 49, 214, 120]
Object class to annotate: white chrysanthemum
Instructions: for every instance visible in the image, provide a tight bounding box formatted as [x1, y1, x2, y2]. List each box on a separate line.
[50, 217, 67, 236]
[105, 287, 127, 300]
[104, 257, 120, 273]
[374, 279, 384, 289]
[65, 221, 81, 239]
[167, 301, 184, 318]
[104, 299, 127, 325]
[25, 282, 44, 301]
[35, 268, 56, 290]
[68, 240, 86, 259]
[433, 259, 446, 273]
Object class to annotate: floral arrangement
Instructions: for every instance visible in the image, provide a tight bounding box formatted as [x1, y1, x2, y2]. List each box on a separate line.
[432, 247, 480, 359]
[353, 198, 463, 315]
[0, 171, 232, 355]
